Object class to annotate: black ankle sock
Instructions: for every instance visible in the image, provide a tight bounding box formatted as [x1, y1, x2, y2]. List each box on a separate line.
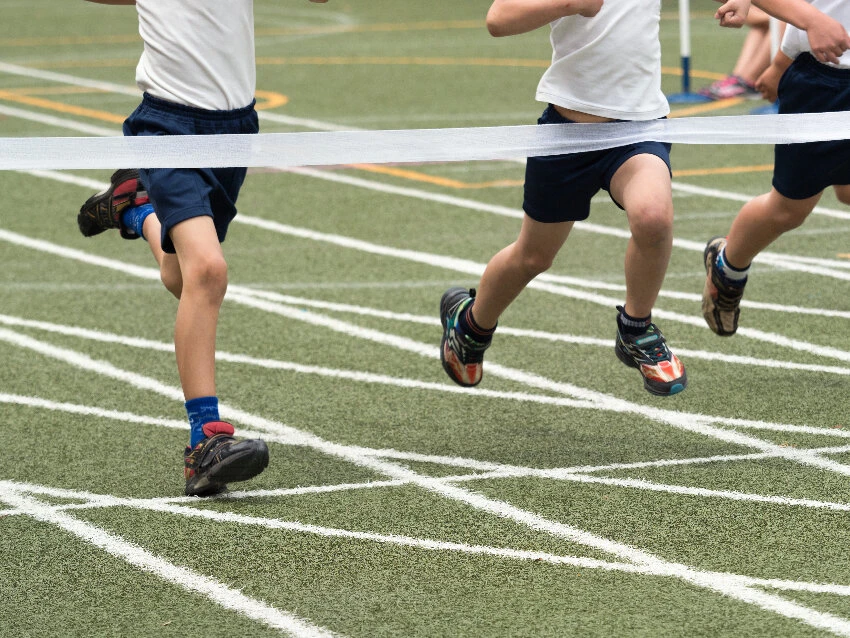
[617, 306, 651, 336]
[459, 305, 495, 343]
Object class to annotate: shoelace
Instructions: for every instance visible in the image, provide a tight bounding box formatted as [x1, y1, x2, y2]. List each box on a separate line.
[712, 272, 745, 310]
[456, 332, 487, 363]
[634, 330, 670, 363]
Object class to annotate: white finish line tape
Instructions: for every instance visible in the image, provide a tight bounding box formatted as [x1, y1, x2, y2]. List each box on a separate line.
[1, 111, 849, 171]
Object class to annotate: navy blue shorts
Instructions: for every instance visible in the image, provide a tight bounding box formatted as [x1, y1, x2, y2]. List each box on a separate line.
[774, 53, 850, 200]
[123, 93, 259, 254]
[523, 105, 672, 223]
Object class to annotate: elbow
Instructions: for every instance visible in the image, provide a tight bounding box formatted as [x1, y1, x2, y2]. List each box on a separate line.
[485, 10, 509, 37]
[486, 19, 510, 37]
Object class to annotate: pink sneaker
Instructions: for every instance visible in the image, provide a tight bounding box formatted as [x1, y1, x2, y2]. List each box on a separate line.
[698, 75, 760, 100]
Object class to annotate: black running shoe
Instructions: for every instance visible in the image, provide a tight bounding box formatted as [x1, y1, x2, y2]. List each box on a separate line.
[439, 287, 489, 387]
[78, 168, 149, 239]
[183, 422, 269, 497]
[702, 236, 746, 336]
[615, 309, 687, 396]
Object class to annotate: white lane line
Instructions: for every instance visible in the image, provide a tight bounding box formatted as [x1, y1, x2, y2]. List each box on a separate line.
[0, 483, 339, 638]
[4, 224, 850, 483]
[227, 217, 850, 364]
[2, 312, 847, 441]
[2, 62, 849, 275]
[6, 304, 850, 393]
[4, 312, 850, 634]
[2, 226, 850, 468]
[233, 290, 850, 375]
[3, 391, 850, 517]
[8, 480, 850, 602]
[6, 83, 850, 632]
[7, 390, 850, 519]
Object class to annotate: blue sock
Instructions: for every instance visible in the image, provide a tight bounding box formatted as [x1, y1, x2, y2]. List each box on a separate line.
[121, 203, 154, 240]
[716, 247, 749, 285]
[185, 396, 220, 447]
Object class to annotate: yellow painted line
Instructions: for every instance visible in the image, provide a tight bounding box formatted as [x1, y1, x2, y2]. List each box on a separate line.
[257, 56, 548, 69]
[256, 20, 482, 37]
[0, 89, 126, 124]
[0, 85, 286, 113]
[837, 253, 850, 259]
[0, 21, 481, 49]
[661, 66, 729, 82]
[4, 86, 108, 96]
[671, 97, 747, 118]
[254, 90, 289, 110]
[673, 164, 773, 177]
[0, 34, 140, 48]
[26, 58, 137, 70]
[350, 164, 521, 189]
[22, 57, 732, 81]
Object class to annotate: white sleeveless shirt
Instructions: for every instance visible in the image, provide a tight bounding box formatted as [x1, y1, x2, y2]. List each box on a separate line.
[536, 0, 669, 120]
[781, 0, 850, 69]
[134, 0, 256, 111]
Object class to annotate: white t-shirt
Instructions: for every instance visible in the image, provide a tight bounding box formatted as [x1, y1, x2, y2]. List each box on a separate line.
[781, 0, 850, 69]
[536, 0, 669, 121]
[135, 0, 256, 111]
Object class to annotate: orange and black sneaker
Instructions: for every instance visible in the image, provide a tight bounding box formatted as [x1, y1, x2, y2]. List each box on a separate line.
[78, 168, 149, 239]
[702, 236, 746, 336]
[614, 310, 687, 396]
[183, 421, 269, 497]
[439, 287, 490, 387]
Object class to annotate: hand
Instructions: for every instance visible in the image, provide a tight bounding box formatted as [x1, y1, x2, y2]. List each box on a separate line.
[578, 0, 603, 18]
[715, 0, 750, 28]
[755, 64, 782, 102]
[806, 13, 850, 64]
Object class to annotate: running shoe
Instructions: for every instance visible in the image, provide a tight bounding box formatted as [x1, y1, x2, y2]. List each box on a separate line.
[615, 309, 687, 396]
[702, 236, 746, 336]
[698, 75, 761, 100]
[439, 287, 489, 387]
[78, 168, 149, 238]
[184, 421, 269, 497]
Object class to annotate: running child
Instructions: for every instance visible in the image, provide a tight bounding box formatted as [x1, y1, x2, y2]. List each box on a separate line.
[78, 0, 329, 496]
[440, 0, 750, 396]
[702, 0, 850, 335]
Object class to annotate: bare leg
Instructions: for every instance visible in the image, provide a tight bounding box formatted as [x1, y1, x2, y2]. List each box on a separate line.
[732, 7, 773, 84]
[141, 213, 183, 298]
[724, 188, 821, 268]
[168, 216, 228, 401]
[471, 215, 574, 329]
[833, 184, 850, 206]
[609, 154, 674, 318]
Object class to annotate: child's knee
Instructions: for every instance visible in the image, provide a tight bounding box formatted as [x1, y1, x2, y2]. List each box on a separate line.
[834, 185, 850, 207]
[184, 255, 228, 300]
[160, 261, 183, 299]
[628, 203, 673, 244]
[521, 251, 555, 276]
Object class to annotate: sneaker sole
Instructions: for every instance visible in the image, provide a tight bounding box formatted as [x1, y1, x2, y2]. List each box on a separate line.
[702, 236, 738, 337]
[615, 340, 688, 397]
[77, 168, 141, 237]
[439, 287, 480, 388]
[186, 440, 270, 497]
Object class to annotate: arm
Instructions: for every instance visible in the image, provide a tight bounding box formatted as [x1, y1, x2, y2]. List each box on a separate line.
[486, 0, 603, 37]
[714, 0, 751, 28]
[755, 50, 792, 101]
[753, 0, 850, 63]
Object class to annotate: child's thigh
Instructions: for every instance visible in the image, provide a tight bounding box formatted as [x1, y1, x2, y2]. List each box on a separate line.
[608, 152, 673, 216]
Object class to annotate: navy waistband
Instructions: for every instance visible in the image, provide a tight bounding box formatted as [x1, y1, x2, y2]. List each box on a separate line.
[795, 52, 850, 79]
[141, 93, 257, 120]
